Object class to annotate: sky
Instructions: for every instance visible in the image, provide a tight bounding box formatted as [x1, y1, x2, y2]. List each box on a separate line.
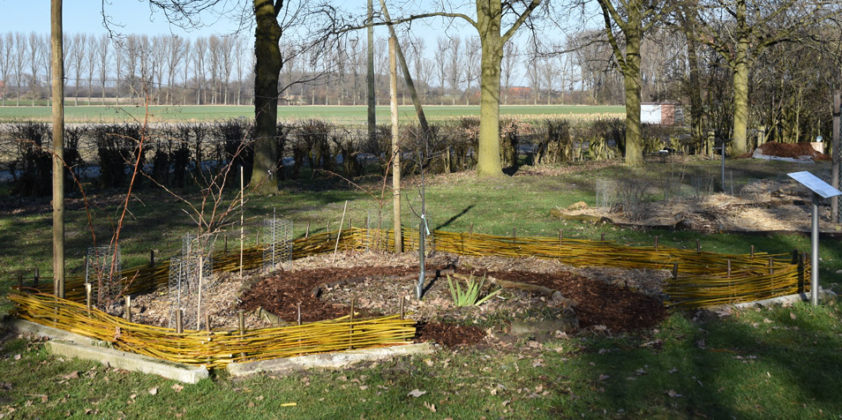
[0, 0, 580, 88]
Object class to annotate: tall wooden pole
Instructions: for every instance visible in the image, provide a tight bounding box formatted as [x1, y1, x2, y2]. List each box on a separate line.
[366, 0, 376, 146]
[51, 0, 65, 298]
[832, 91, 840, 222]
[390, 37, 402, 253]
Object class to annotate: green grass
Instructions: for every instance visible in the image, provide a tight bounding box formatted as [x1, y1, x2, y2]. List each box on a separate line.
[0, 104, 625, 124]
[2, 157, 842, 419]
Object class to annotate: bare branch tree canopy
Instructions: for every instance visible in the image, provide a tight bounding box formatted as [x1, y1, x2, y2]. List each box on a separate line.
[337, 0, 544, 177]
[124, 0, 330, 194]
[685, 0, 840, 155]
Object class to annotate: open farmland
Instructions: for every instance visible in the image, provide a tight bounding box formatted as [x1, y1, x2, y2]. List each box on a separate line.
[0, 104, 625, 124]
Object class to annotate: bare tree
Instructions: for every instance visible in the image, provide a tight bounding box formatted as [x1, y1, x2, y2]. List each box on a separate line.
[220, 36, 234, 105]
[85, 33, 98, 104]
[501, 39, 518, 105]
[113, 39, 124, 103]
[446, 35, 463, 105]
[463, 36, 481, 105]
[151, 35, 169, 104]
[70, 33, 87, 106]
[51, 0, 66, 298]
[0, 34, 9, 106]
[181, 39, 191, 105]
[165, 35, 185, 105]
[97, 34, 110, 104]
[435, 36, 449, 105]
[28, 32, 42, 105]
[233, 34, 245, 105]
[193, 36, 207, 104]
[525, 39, 541, 104]
[13, 33, 25, 105]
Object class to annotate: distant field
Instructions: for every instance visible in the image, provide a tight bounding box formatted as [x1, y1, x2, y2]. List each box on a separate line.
[0, 104, 625, 124]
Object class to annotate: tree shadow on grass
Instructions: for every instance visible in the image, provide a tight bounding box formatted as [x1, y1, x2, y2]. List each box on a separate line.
[552, 305, 842, 419]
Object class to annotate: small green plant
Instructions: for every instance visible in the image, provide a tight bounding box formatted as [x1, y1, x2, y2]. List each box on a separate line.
[446, 274, 501, 307]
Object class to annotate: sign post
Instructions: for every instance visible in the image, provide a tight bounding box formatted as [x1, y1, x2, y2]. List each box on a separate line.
[787, 171, 842, 305]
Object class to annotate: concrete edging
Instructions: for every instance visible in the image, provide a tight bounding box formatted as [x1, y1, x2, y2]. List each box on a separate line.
[1, 318, 208, 384]
[227, 342, 435, 378]
[46, 340, 208, 384]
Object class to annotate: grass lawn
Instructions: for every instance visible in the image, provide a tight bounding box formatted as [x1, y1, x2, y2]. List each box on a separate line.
[1, 157, 841, 419]
[0, 104, 625, 124]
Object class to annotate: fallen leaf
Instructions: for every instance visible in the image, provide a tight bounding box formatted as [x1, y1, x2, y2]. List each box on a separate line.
[359, 386, 368, 391]
[502, 400, 511, 406]
[62, 371, 79, 380]
[247, 402, 254, 408]
[490, 388, 498, 396]
[149, 387, 158, 396]
[667, 390, 682, 398]
[790, 312, 797, 320]
[423, 401, 437, 412]
[41, 396, 49, 403]
[407, 389, 427, 398]
[171, 384, 184, 393]
[598, 348, 609, 355]
[636, 368, 647, 376]
[763, 318, 773, 324]
[13, 354, 20, 361]
[668, 368, 678, 374]
[532, 358, 543, 368]
[129, 394, 136, 400]
[598, 374, 610, 381]
[535, 385, 543, 393]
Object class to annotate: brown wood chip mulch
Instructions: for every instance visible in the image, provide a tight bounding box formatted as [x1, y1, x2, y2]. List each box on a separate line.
[239, 266, 667, 348]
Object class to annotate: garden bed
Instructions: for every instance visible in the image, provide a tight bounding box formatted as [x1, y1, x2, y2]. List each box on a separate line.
[130, 251, 669, 348]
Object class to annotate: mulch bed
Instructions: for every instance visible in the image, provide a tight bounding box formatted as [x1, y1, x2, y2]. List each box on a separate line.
[239, 265, 667, 347]
[740, 141, 831, 161]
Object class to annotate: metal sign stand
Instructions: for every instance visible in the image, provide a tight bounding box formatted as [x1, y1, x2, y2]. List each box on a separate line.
[787, 171, 842, 305]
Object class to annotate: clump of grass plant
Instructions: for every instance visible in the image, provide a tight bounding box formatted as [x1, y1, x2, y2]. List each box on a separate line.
[446, 274, 501, 307]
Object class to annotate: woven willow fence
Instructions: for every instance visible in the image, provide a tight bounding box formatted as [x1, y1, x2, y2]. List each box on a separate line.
[12, 227, 809, 368]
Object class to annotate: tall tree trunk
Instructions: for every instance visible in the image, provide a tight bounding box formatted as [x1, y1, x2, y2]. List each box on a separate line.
[476, 34, 504, 177]
[367, 0, 376, 145]
[51, 0, 65, 298]
[250, 0, 282, 195]
[622, 31, 643, 165]
[730, 0, 749, 155]
[685, 32, 704, 148]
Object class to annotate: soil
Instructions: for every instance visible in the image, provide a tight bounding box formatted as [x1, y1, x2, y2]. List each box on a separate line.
[130, 251, 670, 349]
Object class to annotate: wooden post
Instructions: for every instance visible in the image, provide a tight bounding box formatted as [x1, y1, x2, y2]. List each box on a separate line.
[85, 283, 92, 313]
[17, 272, 23, 289]
[696, 239, 701, 253]
[239, 166, 244, 280]
[512, 228, 516, 241]
[206, 315, 211, 332]
[327, 221, 330, 241]
[297, 303, 302, 326]
[333, 201, 349, 263]
[727, 260, 732, 277]
[399, 296, 404, 320]
[768, 256, 774, 275]
[390, 37, 402, 254]
[469, 222, 473, 235]
[224, 235, 228, 256]
[654, 236, 659, 251]
[672, 263, 678, 279]
[792, 249, 799, 265]
[150, 250, 155, 267]
[124, 295, 131, 322]
[305, 222, 310, 239]
[832, 90, 840, 222]
[34, 268, 39, 287]
[601, 233, 605, 242]
[559, 229, 563, 245]
[197, 255, 203, 330]
[750, 245, 754, 260]
[238, 310, 245, 334]
[176, 309, 183, 334]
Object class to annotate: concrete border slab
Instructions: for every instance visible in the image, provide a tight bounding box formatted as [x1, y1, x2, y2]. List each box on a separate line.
[0, 318, 103, 347]
[47, 340, 208, 384]
[227, 343, 435, 378]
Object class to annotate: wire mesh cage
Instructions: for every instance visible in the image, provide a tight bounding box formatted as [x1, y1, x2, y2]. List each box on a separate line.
[262, 216, 293, 269]
[596, 179, 617, 209]
[84, 245, 121, 309]
[167, 233, 215, 329]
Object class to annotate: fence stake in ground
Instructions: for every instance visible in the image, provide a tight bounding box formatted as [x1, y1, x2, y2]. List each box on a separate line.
[85, 283, 92, 313]
[239, 166, 244, 280]
[176, 309, 183, 334]
[727, 260, 732, 277]
[305, 222, 310, 239]
[399, 296, 404, 320]
[654, 236, 659, 251]
[333, 201, 349, 263]
[17, 272, 23, 289]
[696, 239, 701, 253]
[297, 303, 301, 326]
[150, 250, 155, 267]
[750, 245, 754, 260]
[125, 295, 131, 322]
[559, 230, 563, 245]
[672, 263, 678, 279]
